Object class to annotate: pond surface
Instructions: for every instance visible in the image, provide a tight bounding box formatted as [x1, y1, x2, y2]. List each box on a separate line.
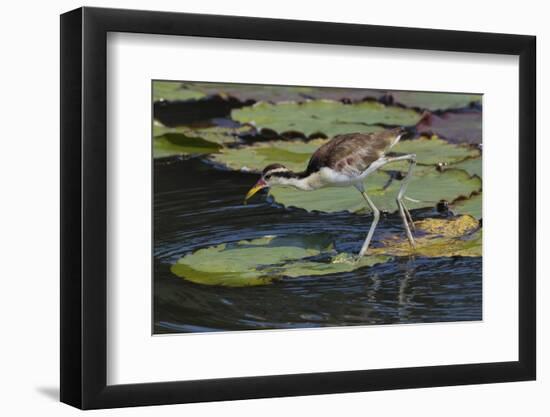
[153, 158, 482, 333]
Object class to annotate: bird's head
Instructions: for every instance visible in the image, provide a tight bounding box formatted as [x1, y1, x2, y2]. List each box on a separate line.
[244, 163, 291, 203]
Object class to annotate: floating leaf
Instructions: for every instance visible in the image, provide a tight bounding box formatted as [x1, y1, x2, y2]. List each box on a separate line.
[183, 82, 387, 102]
[152, 81, 205, 102]
[183, 126, 251, 145]
[414, 215, 479, 237]
[267, 254, 391, 278]
[171, 234, 390, 287]
[270, 169, 481, 214]
[153, 120, 171, 137]
[183, 82, 317, 102]
[390, 136, 480, 167]
[232, 100, 421, 137]
[369, 215, 482, 257]
[300, 88, 387, 102]
[153, 121, 250, 145]
[387, 92, 481, 111]
[449, 157, 482, 178]
[416, 112, 482, 144]
[154, 133, 222, 158]
[453, 193, 482, 219]
[210, 139, 326, 172]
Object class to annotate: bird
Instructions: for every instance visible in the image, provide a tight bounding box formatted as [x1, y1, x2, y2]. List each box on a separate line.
[244, 127, 417, 257]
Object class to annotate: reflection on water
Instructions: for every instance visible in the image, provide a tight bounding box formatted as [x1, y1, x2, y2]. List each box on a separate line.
[154, 158, 482, 333]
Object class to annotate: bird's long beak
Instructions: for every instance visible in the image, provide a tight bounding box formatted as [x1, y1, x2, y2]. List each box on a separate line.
[244, 179, 268, 204]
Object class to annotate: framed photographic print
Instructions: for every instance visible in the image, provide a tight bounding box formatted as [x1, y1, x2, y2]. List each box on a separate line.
[60, 6, 536, 409]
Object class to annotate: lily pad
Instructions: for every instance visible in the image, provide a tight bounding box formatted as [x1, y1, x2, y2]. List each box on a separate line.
[369, 215, 482, 257]
[453, 193, 482, 219]
[414, 215, 479, 237]
[210, 139, 327, 172]
[267, 254, 391, 278]
[301, 88, 387, 102]
[153, 121, 250, 145]
[183, 82, 387, 102]
[153, 81, 206, 102]
[416, 111, 482, 144]
[270, 168, 481, 213]
[449, 157, 482, 178]
[182, 82, 317, 102]
[386, 92, 481, 111]
[154, 133, 222, 159]
[232, 100, 421, 137]
[391, 135, 480, 166]
[171, 234, 391, 287]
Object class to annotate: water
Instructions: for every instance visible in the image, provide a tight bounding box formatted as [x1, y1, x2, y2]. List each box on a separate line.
[154, 157, 482, 333]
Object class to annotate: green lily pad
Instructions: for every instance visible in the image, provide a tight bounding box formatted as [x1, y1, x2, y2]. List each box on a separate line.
[270, 168, 481, 213]
[153, 81, 206, 102]
[453, 193, 482, 219]
[387, 92, 481, 111]
[449, 157, 482, 178]
[183, 82, 387, 102]
[210, 139, 327, 172]
[266, 254, 391, 278]
[303, 88, 387, 102]
[171, 234, 391, 287]
[182, 82, 317, 102]
[154, 133, 222, 158]
[370, 215, 482, 257]
[392, 136, 480, 165]
[153, 121, 249, 145]
[232, 100, 421, 137]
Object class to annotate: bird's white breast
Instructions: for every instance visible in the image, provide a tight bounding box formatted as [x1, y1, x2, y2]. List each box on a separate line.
[292, 160, 387, 191]
[318, 167, 363, 187]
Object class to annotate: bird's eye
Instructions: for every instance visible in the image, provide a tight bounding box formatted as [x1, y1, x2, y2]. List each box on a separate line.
[265, 174, 271, 180]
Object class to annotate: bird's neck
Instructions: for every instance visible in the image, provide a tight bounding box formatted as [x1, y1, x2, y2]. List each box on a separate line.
[274, 170, 320, 191]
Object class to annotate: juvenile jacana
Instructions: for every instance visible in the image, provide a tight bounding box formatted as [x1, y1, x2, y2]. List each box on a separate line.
[244, 127, 417, 257]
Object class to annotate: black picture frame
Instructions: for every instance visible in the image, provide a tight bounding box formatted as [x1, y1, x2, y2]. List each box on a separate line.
[60, 6, 536, 410]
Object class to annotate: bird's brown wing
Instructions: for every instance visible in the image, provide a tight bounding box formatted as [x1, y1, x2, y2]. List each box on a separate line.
[306, 131, 398, 176]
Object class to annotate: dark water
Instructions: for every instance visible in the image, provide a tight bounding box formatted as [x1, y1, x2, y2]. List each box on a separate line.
[153, 158, 482, 333]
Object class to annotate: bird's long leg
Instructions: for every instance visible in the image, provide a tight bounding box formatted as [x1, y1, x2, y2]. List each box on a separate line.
[368, 154, 417, 249]
[353, 154, 416, 255]
[402, 198, 415, 232]
[395, 155, 417, 248]
[383, 172, 414, 231]
[355, 184, 380, 257]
